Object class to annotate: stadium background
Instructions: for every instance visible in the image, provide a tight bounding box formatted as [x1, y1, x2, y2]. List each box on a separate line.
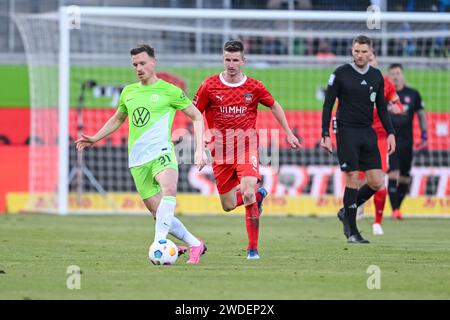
[0, 0, 450, 303]
[0, 0, 449, 216]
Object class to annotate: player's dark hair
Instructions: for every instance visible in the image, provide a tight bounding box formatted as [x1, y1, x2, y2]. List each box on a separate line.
[224, 40, 244, 53]
[130, 44, 155, 58]
[352, 35, 373, 48]
[388, 63, 404, 71]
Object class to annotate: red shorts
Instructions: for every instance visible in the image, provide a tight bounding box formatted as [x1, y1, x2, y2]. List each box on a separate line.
[213, 153, 260, 194]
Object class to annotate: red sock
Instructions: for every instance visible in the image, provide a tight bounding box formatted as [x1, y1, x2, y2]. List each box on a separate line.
[374, 188, 387, 224]
[236, 191, 262, 207]
[245, 202, 259, 251]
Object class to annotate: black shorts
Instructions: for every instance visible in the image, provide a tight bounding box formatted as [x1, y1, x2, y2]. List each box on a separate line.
[336, 126, 381, 172]
[388, 142, 413, 177]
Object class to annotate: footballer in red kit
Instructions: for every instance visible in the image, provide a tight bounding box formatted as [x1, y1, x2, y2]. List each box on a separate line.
[194, 72, 274, 192]
[194, 40, 301, 260]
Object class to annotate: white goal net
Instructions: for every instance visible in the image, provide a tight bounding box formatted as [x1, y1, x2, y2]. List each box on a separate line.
[13, 7, 450, 215]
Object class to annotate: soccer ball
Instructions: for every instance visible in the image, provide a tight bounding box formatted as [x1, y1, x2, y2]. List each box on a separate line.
[148, 239, 178, 265]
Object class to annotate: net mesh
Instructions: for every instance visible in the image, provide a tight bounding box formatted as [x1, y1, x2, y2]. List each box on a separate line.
[14, 8, 450, 213]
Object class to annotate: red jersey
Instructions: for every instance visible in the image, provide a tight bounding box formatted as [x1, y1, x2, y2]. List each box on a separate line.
[193, 73, 275, 161]
[373, 75, 401, 137]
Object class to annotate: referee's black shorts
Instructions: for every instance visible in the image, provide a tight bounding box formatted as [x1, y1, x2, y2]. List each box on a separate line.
[388, 142, 413, 177]
[336, 125, 382, 172]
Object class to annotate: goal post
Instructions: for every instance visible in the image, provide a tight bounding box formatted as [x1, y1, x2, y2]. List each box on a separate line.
[13, 7, 450, 216]
[58, 6, 70, 215]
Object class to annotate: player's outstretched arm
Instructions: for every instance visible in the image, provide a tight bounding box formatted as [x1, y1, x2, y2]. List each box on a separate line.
[270, 101, 302, 149]
[75, 110, 127, 151]
[181, 105, 207, 171]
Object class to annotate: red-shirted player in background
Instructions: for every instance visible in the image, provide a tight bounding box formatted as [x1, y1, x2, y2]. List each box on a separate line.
[357, 52, 403, 235]
[193, 40, 302, 260]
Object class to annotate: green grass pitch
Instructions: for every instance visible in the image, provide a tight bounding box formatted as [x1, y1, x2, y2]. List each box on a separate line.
[1, 214, 449, 299]
[0, 65, 448, 111]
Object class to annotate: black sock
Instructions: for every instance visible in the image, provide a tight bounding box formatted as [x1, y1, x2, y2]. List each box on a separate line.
[356, 184, 377, 207]
[388, 179, 400, 211]
[343, 187, 358, 235]
[388, 179, 399, 210]
[398, 183, 409, 208]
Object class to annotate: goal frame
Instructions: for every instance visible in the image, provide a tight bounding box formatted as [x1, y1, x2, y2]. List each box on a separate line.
[52, 6, 450, 214]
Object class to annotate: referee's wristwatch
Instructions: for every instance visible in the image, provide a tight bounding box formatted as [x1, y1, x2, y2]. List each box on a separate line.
[322, 132, 330, 139]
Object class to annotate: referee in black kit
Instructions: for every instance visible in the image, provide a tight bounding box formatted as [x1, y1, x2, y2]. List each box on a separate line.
[321, 35, 396, 243]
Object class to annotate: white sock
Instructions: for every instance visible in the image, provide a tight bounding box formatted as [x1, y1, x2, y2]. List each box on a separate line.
[170, 217, 201, 247]
[154, 196, 176, 241]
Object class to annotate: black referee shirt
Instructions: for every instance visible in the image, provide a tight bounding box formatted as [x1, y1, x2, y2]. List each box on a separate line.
[321, 63, 395, 137]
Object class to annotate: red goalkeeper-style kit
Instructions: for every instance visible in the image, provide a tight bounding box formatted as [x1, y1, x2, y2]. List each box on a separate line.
[369, 75, 403, 225]
[372, 75, 403, 171]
